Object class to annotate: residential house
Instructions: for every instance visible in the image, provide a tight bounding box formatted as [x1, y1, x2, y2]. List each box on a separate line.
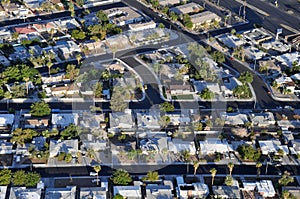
[164, 79, 194, 95]
[109, 110, 134, 132]
[146, 184, 173, 199]
[262, 40, 290, 53]
[0, 6, 5, 17]
[190, 11, 221, 30]
[166, 112, 191, 126]
[81, 134, 108, 151]
[44, 186, 76, 199]
[0, 28, 12, 43]
[256, 180, 276, 198]
[168, 138, 196, 155]
[2, 3, 20, 16]
[199, 138, 233, 155]
[258, 59, 281, 73]
[9, 45, 30, 61]
[80, 186, 108, 199]
[170, 2, 203, 15]
[244, 46, 266, 61]
[249, 112, 275, 127]
[158, 0, 180, 6]
[55, 40, 81, 60]
[0, 55, 10, 66]
[259, 140, 288, 155]
[136, 110, 161, 130]
[81, 40, 105, 54]
[80, 112, 106, 129]
[282, 187, 300, 199]
[0, 114, 14, 132]
[23, 0, 43, 10]
[83, 13, 99, 27]
[51, 113, 79, 129]
[291, 140, 300, 155]
[176, 176, 209, 199]
[217, 33, 245, 49]
[32, 136, 46, 151]
[24, 117, 49, 129]
[0, 186, 7, 199]
[49, 139, 78, 158]
[220, 112, 249, 126]
[128, 20, 157, 31]
[14, 25, 37, 34]
[139, 136, 168, 154]
[9, 187, 42, 199]
[221, 77, 243, 97]
[242, 28, 272, 45]
[275, 76, 296, 93]
[32, 22, 56, 33]
[274, 51, 299, 68]
[212, 186, 241, 199]
[0, 141, 13, 154]
[50, 0, 64, 10]
[105, 7, 143, 26]
[53, 18, 81, 32]
[113, 186, 142, 199]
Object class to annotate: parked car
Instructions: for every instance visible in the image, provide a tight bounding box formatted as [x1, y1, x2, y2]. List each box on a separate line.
[229, 153, 235, 159]
[224, 152, 229, 159]
[90, 172, 97, 176]
[92, 179, 100, 183]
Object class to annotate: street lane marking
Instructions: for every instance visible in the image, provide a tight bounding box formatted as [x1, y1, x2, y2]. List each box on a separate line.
[234, 0, 270, 16]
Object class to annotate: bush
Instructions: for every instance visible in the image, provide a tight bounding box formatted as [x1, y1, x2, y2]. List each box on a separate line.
[57, 152, 66, 161]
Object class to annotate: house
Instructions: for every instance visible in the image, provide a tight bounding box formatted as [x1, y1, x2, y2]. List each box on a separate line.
[258, 59, 281, 73]
[170, 2, 203, 15]
[113, 186, 142, 199]
[0, 28, 12, 42]
[275, 76, 296, 92]
[32, 22, 56, 33]
[81, 134, 108, 151]
[164, 79, 194, 95]
[109, 110, 134, 132]
[105, 7, 143, 26]
[0, 141, 13, 154]
[176, 177, 209, 199]
[32, 136, 46, 151]
[128, 20, 157, 31]
[249, 112, 275, 127]
[262, 40, 290, 53]
[242, 28, 272, 45]
[0, 6, 5, 17]
[23, 0, 43, 10]
[139, 136, 168, 154]
[14, 25, 37, 34]
[259, 140, 288, 155]
[50, 0, 64, 9]
[44, 186, 76, 199]
[24, 116, 49, 129]
[2, 3, 20, 16]
[80, 112, 106, 129]
[55, 40, 81, 60]
[282, 187, 300, 199]
[9, 45, 30, 61]
[158, 0, 180, 6]
[220, 112, 249, 126]
[10, 187, 42, 199]
[52, 113, 79, 129]
[256, 180, 276, 198]
[217, 33, 245, 49]
[274, 51, 299, 68]
[146, 184, 173, 199]
[53, 18, 81, 31]
[212, 186, 241, 199]
[221, 77, 243, 97]
[0, 114, 14, 132]
[190, 11, 221, 30]
[136, 110, 161, 130]
[0, 186, 7, 199]
[49, 139, 78, 158]
[80, 186, 108, 199]
[199, 138, 233, 155]
[168, 138, 196, 155]
[81, 40, 105, 54]
[244, 46, 266, 61]
[83, 13, 99, 27]
[166, 113, 191, 126]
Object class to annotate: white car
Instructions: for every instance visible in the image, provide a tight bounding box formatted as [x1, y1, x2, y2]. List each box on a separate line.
[92, 179, 100, 183]
[90, 172, 97, 176]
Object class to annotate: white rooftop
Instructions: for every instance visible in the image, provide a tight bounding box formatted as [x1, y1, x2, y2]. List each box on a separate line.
[0, 114, 14, 126]
[51, 113, 79, 128]
[10, 187, 42, 199]
[256, 180, 276, 198]
[199, 138, 233, 155]
[114, 186, 141, 199]
[45, 186, 76, 199]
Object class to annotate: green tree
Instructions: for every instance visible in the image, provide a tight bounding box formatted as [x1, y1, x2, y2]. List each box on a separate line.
[159, 102, 174, 112]
[212, 51, 225, 63]
[94, 82, 103, 98]
[159, 115, 171, 127]
[30, 101, 51, 117]
[71, 29, 86, 40]
[158, 23, 165, 29]
[25, 172, 41, 187]
[0, 169, 11, 185]
[169, 11, 178, 21]
[200, 88, 215, 100]
[227, 162, 234, 176]
[76, 53, 82, 65]
[181, 149, 191, 162]
[113, 194, 124, 199]
[11, 128, 37, 145]
[65, 64, 79, 81]
[60, 124, 79, 139]
[278, 171, 294, 186]
[93, 165, 102, 185]
[96, 10, 109, 23]
[142, 171, 159, 181]
[193, 161, 200, 175]
[224, 175, 233, 186]
[256, 162, 262, 179]
[12, 170, 26, 186]
[110, 88, 127, 112]
[210, 168, 217, 185]
[238, 71, 253, 84]
[111, 169, 132, 185]
[237, 144, 261, 161]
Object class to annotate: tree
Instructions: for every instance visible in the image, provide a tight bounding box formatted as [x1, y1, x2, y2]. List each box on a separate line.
[159, 115, 170, 127]
[110, 88, 127, 112]
[237, 144, 261, 161]
[96, 10, 109, 23]
[278, 171, 294, 186]
[227, 162, 234, 176]
[12, 170, 27, 186]
[193, 161, 200, 175]
[76, 53, 82, 65]
[71, 29, 86, 40]
[60, 124, 79, 139]
[93, 165, 101, 185]
[169, 11, 178, 21]
[200, 88, 215, 100]
[0, 169, 11, 185]
[210, 168, 217, 185]
[111, 169, 132, 185]
[159, 102, 174, 112]
[30, 101, 51, 117]
[94, 82, 103, 98]
[142, 171, 159, 181]
[158, 23, 165, 29]
[256, 162, 262, 179]
[224, 175, 233, 186]
[25, 172, 41, 187]
[113, 194, 124, 199]
[238, 71, 253, 84]
[65, 64, 79, 81]
[181, 149, 191, 162]
[46, 60, 53, 76]
[11, 128, 37, 146]
[277, 149, 284, 157]
[212, 51, 225, 63]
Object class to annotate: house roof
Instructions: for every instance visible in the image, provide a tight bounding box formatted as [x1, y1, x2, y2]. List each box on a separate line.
[49, 139, 78, 158]
[0, 186, 7, 199]
[212, 186, 241, 199]
[256, 180, 276, 197]
[10, 187, 42, 199]
[80, 187, 107, 199]
[14, 26, 37, 34]
[45, 186, 76, 199]
[190, 11, 221, 25]
[114, 186, 141, 199]
[51, 113, 79, 127]
[171, 2, 203, 15]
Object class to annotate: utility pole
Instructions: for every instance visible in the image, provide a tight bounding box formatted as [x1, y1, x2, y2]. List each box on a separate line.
[243, 0, 246, 21]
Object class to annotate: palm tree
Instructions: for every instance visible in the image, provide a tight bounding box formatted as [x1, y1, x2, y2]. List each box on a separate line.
[210, 168, 217, 185]
[23, 77, 30, 95]
[282, 190, 291, 199]
[193, 161, 200, 175]
[93, 165, 101, 185]
[46, 61, 53, 76]
[256, 162, 262, 179]
[227, 162, 234, 176]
